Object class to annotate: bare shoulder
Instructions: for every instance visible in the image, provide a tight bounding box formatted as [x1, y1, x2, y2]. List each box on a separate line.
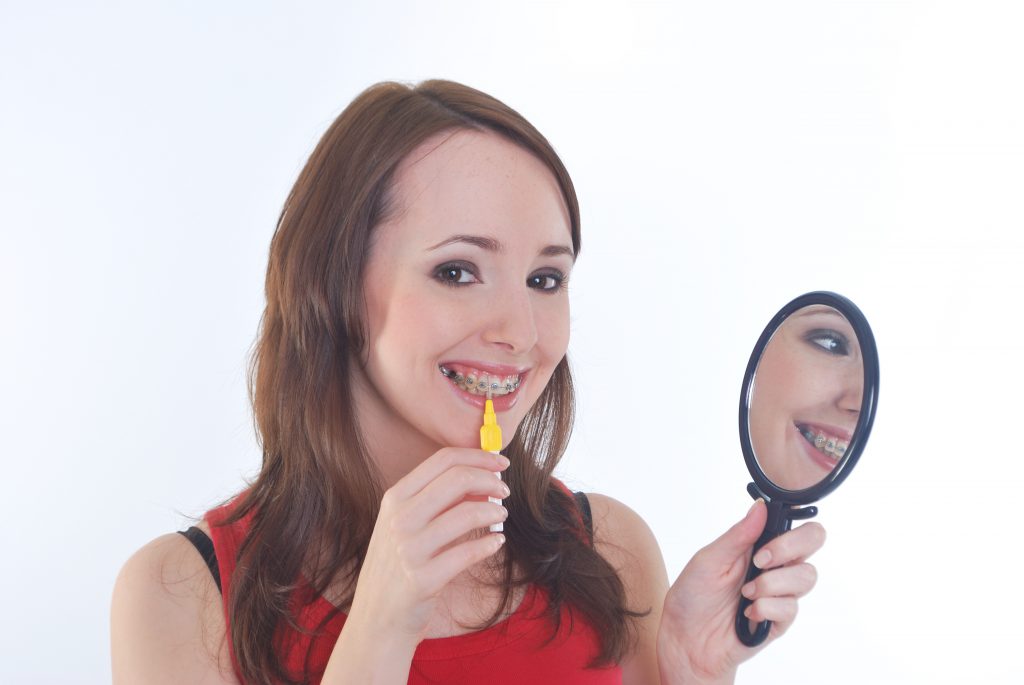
[111, 526, 238, 685]
[586, 493, 667, 579]
[585, 493, 668, 685]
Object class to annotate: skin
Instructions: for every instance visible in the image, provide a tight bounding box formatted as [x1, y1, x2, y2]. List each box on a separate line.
[748, 306, 864, 491]
[349, 128, 573, 487]
[111, 129, 826, 685]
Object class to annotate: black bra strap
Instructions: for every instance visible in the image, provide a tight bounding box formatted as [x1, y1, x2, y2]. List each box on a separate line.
[572, 491, 593, 543]
[178, 526, 222, 593]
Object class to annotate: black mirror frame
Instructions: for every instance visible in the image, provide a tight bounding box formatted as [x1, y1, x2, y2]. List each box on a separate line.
[738, 290, 880, 504]
[734, 291, 879, 647]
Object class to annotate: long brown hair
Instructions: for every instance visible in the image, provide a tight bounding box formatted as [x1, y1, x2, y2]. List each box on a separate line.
[222, 80, 646, 684]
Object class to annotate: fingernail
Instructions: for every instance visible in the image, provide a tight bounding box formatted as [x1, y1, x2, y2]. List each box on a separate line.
[748, 498, 764, 514]
[495, 533, 506, 547]
[753, 549, 771, 569]
[744, 605, 753, 619]
[741, 582, 755, 599]
[497, 455, 511, 467]
[501, 483, 511, 497]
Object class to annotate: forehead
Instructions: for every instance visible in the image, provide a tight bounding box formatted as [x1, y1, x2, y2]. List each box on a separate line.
[379, 129, 572, 250]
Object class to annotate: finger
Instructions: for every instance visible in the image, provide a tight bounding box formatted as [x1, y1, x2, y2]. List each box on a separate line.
[405, 501, 508, 560]
[752, 522, 826, 570]
[747, 613, 794, 640]
[695, 499, 768, 568]
[419, 533, 507, 595]
[743, 596, 798, 625]
[741, 563, 817, 600]
[390, 447, 510, 501]
[408, 466, 511, 526]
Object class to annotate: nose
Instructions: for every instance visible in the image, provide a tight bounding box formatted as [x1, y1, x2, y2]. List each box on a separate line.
[481, 287, 539, 353]
[837, 363, 863, 416]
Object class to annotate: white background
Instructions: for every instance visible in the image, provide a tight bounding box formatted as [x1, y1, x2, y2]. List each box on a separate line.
[3, 1, 1022, 683]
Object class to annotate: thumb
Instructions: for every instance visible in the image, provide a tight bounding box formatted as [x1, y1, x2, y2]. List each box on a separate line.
[703, 499, 767, 564]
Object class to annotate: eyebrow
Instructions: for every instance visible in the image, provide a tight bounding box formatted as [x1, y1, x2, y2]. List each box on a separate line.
[427, 234, 576, 261]
[794, 306, 847, 321]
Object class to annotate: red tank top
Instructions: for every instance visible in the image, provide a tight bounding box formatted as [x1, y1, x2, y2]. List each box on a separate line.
[206, 479, 623, 684]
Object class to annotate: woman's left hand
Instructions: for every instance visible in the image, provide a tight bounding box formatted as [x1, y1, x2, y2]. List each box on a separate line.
[656, 499, 826, 685]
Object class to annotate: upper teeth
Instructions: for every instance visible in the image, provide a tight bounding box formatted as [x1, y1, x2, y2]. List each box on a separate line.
[799, 425, 848, 460]
[439, 365, 522, 396]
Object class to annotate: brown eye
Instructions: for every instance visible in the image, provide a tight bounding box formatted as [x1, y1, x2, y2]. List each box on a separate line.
[435, 262, 477, 287]
[528, 272, 566, 292]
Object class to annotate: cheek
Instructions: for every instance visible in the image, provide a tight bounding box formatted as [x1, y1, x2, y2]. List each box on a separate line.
[538, 301, 571, 357]
[804, 374, 841, 409]
[754, 350, 793, 413]
[365, 291, 432, 383]
[764, 346, 830, 416]
[372, 279, 449, 341]
[394, 291, 446, 335]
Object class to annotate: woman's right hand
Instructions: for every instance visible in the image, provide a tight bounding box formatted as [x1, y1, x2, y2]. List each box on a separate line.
[343, 447, 511, 644]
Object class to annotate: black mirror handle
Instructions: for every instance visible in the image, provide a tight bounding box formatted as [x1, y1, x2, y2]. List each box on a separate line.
[734, 485, 818, 647]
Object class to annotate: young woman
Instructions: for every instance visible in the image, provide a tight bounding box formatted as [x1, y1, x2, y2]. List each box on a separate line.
[111, 80, 825, 685]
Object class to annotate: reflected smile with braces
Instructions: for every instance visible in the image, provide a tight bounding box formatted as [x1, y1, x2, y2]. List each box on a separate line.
[796, 424, 849, 460]
[439, 365, 523, 396]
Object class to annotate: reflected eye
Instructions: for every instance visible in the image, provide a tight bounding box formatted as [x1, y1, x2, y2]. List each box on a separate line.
[805, 329, 850, 356]
[434, 262, 477, 287]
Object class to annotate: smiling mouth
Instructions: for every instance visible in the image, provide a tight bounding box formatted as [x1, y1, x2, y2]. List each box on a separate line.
[796, 423, 849, 460]
[439, 365, 523, 396]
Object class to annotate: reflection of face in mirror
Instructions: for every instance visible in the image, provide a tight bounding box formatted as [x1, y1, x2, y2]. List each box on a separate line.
[748, 305, 864, 491]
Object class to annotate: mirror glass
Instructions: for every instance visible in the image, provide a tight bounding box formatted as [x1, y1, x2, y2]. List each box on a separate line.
[747, 304, 864, 492]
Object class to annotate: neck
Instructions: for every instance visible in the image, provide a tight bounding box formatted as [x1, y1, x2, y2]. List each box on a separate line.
[362, 426, 441, 490]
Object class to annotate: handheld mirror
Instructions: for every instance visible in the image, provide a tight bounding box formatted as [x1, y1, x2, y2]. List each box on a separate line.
[734, 291, 879, 647]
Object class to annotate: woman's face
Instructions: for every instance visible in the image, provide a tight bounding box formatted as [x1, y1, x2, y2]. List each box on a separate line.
[351, 130, 573, 473]
[747, 305, 863, 491]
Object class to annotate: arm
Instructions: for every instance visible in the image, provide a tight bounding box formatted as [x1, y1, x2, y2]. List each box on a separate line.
[110, 530, 418, 685]
[320, 607, 421, 683]
[657, 500, 825, 684]
[589, 497, 825, 685]
[321, 447, 511, 684]
[110, 532, 239, 685]
[113, 448, 509, 685]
